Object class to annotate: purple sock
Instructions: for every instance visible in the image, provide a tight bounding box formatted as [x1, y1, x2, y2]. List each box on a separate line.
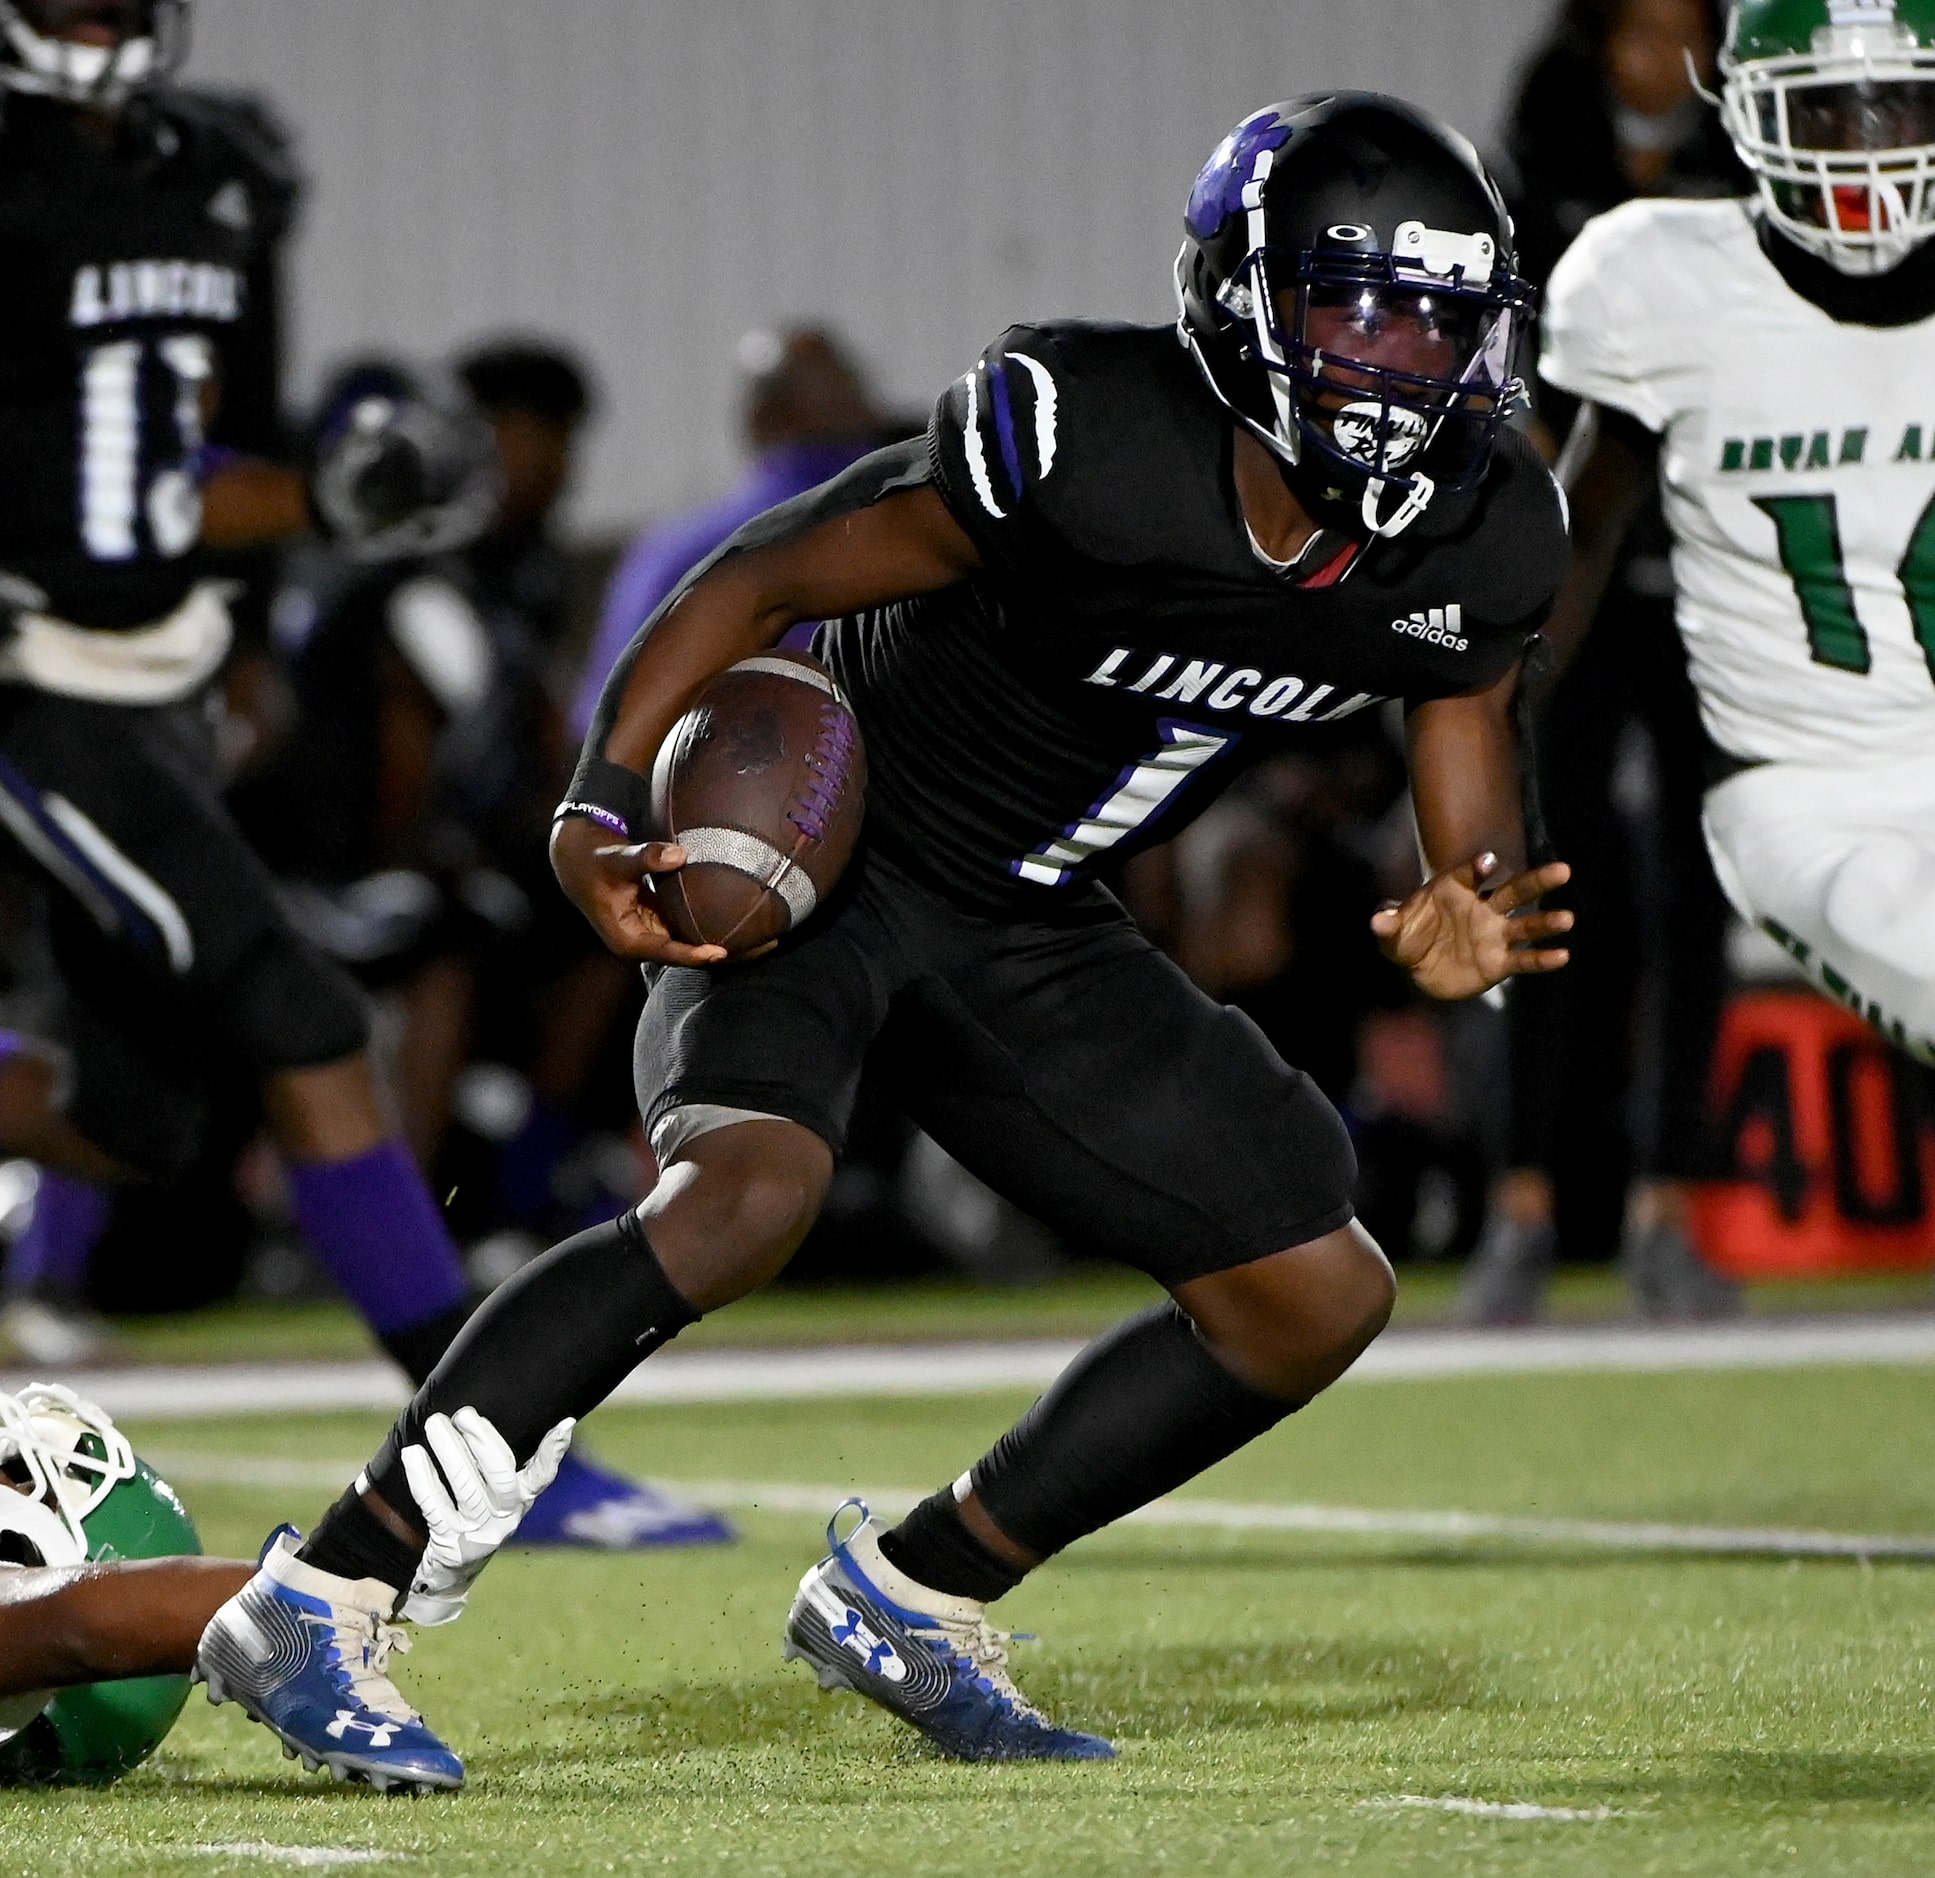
[286, 1140, 468, 1336]
[6, 1170, 111, 1299]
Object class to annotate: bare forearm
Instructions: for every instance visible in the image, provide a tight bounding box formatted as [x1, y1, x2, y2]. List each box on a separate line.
[0, 1558, 251, 1693]
[1406, 666, 1528, 877]
[1377, 667, 1573, 999]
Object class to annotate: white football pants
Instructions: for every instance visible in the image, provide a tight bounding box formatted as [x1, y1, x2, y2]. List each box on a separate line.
[1703, 751, 1935, 1064]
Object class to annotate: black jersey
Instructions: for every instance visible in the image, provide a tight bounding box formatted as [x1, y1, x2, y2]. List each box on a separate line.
[0, 89, 296, 629]
[583, 320, 1568, 912]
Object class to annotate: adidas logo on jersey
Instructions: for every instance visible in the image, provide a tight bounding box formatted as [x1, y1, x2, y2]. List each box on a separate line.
[1390, 604, 1467, 651]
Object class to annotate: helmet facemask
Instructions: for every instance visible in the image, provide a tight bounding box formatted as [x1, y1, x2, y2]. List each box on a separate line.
[1217, 221, 1527, 538]
[1723, 18, 1935, 275]
[0, 1384, 135, 1560]
[310, 369, 503, 564]
[0, 0, 187, 106]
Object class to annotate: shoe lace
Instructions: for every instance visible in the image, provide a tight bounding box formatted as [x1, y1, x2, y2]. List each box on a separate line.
[908, 1608, 1048, 1723]
[303, 1605, 421, 1724]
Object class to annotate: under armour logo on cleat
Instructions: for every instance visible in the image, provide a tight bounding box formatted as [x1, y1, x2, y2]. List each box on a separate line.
[833, 1607, 907, 1682]
[325, 1709, 399, 1748]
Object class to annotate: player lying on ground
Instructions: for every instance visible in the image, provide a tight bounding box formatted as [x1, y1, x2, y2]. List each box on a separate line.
[197, 93, 1575, 1791]
[0, 0, 715, 1544]
[0, 1383, 558, 1786]
[1540, 0, 1935, 1060]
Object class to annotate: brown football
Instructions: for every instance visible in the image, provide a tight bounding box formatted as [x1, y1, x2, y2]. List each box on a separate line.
[648, 650, 867, 955]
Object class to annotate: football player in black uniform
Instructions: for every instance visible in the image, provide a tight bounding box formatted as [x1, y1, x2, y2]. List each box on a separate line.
[200, 94, 1575, 1788]
[0, 5, 494, 1382]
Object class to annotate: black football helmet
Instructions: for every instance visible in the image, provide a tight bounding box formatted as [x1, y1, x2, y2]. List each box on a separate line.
[1176, 93, 1531, 538]
[309, 359, 501, 565]
[0, 0, 188, 104]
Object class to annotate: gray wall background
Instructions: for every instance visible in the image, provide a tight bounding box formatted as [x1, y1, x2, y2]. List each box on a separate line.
[191, 0, 1557, 533]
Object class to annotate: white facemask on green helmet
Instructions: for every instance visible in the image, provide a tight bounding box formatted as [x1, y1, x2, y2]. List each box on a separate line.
[1722, 0, 1935, 274]
[0, 1383, 203, 1787]
[0, 1383, 136, 1563]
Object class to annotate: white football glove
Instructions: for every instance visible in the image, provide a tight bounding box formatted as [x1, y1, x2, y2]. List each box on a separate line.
[400, 1406, 574, 1626]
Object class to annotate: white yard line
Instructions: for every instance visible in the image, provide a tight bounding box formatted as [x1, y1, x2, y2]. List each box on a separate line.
[1364, 1796, 1628, 1821]
[190, 1848, 391, 1869]
[21, 1313, 1935, 1422]
[144, 1453, 1935, 1562]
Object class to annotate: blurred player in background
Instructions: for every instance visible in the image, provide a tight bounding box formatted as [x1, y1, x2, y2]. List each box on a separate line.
[1459, 0, 1746, 1321]
[0, 0, 487, 1383]
[455, 339, 596, 671]
[197, 94, 1575, 1791]
[1540, 0, 1935, 1073]
[248, 358, 524, 1172]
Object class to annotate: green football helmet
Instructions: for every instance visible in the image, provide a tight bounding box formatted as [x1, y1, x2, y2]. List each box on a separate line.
[0, 1383, 200, 1786]
[1722, 0, 1935, 272]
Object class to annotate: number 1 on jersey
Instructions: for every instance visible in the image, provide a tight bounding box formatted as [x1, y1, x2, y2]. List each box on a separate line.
[1754, 489, 1935, 682]
[1751, 493, 1869, 673]
[1012, 722, 1232, 887]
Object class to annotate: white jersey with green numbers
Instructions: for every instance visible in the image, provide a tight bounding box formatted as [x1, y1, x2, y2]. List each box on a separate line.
[1542, 194, 1935, 768]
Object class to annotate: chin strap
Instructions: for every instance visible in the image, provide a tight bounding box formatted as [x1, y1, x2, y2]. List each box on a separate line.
[1361, 470, 1434, 539]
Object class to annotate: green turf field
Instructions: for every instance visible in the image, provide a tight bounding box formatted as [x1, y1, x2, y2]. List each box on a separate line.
[9, 1361, 1935, 1876]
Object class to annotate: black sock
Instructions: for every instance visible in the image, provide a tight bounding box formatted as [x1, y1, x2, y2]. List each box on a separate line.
[880, 1487, 1026, 1604]
[304, 1487, 421, 1599]
[377, 1296, 476, 1387]
[301, 1210, 699, 1583]
[970, 1302, 1300, 1561]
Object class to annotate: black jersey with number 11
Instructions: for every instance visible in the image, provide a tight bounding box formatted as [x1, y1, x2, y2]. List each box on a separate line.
[0, 91, 295, 630]
[584, 319, 1569, 912]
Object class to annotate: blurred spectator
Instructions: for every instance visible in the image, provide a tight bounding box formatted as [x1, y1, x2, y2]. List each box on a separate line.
[455, 339, 598, 666]
[572, 326, 894, 736]
[1457, 0, 1743, 1323]
[1502, 0, 1737, 291]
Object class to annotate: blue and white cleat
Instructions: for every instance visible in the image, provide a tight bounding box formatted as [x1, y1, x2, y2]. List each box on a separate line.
[515, 1448, 735, 1548]
[196, 1527, 464, 1793]
[783, 1499, 1115, 1762]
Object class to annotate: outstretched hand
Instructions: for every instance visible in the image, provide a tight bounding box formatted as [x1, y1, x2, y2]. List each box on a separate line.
[1370, 854, 1572, 1001]
[550, 814, 729, 966]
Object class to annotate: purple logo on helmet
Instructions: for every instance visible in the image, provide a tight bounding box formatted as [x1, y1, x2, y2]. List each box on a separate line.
[1186, 109, 1293, 240]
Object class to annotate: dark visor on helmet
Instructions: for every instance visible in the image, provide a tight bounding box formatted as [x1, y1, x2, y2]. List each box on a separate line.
[1776, 78, 1935, 153]
[1234, 243, 1529, 494]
